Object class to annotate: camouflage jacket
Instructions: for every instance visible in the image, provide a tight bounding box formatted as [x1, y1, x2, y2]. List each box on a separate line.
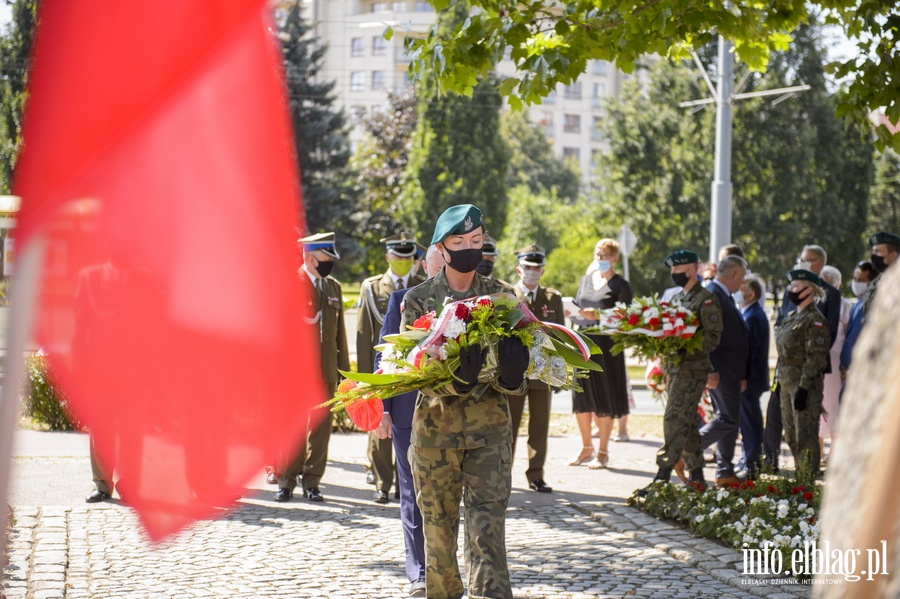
[775, 306, 830, 391]
[670, 283, 724, 371]
[400, 268, 526, 449]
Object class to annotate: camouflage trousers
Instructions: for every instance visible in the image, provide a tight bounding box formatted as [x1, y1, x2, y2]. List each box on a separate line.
[410, 443, 513, 599]
[657, 363, 707, 471]
[779, 381, 823, 478]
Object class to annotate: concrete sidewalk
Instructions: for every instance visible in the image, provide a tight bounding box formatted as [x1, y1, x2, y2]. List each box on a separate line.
[3, 429, 811, 598]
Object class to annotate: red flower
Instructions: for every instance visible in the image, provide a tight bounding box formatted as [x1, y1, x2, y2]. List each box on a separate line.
[768, 485, 778, 494]
[676, 311, 686, 319]
[477, 298, 492, 307]
[455, 303, 471, 321]
[412, 311, 435, 330]
[808, 516, 816, 524]
[803, 491, 814, 501]
[660, 301, 669, 307]
[628, 314, 639, 325]
[791, 484, 806, 494]
[641, 305, 649, 311]
[648, 317, 661, 327]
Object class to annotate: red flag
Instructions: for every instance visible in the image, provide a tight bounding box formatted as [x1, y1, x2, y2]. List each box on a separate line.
[13, 1, 324, 540]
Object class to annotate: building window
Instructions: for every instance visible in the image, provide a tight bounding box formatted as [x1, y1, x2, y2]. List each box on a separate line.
[350, 72, 367, 92]
[372, 36, 387, 56]
[392, 1, 406, 10]
[371, 2, 387, 12]
[592, 61, 608, 76]
[540, 111, 554, 137]
[372, 71, 386, 91]
[563, 147, 580, 161]
[563, 114, 581, 134]
[591, 82, 605, 107]
[592, 117, 604, 141]
[351, 37, 365, 57]
[543, 90, 556, 105]
[563, 82, 582, 100]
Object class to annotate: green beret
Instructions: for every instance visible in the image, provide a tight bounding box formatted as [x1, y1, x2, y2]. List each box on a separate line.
[299, 231, 340, 259]
[431, 204, 483, 244]
[869, 231, 900, 247]
[786, 269, 821, 287]
[664, 250, 700, 268]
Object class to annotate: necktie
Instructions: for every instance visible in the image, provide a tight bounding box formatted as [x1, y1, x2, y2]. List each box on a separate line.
[396, 278, 404, 290]
[527, 291, 534, 303]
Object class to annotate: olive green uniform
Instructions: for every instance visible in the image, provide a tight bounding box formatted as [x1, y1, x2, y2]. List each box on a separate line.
[657, 284, 723, 472]
[775, 306, 829, 477]
[278, 271, 349, 491]
[401, 269, 526, 599]
[358, 270, 425, 493]
[860, 271, 881, 325]
[509, 284, 564, 485]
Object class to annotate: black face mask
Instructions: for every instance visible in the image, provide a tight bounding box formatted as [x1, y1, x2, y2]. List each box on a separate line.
[444, 247, 483, 274]
[787, 290, 805, 306]
[475, 259, 495, 277]
[871, 253, 887, 273]
[671, 272, 691, 287]
[315, 260, 334, 278]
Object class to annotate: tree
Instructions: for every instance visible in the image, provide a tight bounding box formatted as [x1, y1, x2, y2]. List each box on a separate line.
[869, 150, 900, 237]
[0, 0, 37, 193]
[401, 76, 510, 239]
[501, 111, 580, 201]
[399, 1, 898, 150]
[279, 2, 358, 272]
[350, 89, 419, 277]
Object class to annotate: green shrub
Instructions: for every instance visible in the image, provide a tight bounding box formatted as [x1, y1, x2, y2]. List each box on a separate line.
[21, 352, 82, 431]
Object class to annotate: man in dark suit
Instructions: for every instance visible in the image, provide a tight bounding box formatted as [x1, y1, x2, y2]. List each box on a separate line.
[696, 255, 749, 486]
[736, 275, 770, 480]
[764, 244, 839, 469]
[372, 244, 443, 598]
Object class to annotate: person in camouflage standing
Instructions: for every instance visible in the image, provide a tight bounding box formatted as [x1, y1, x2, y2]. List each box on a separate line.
[641, 250, 723, 493]
[775, 269, 830, 480]
[401, 204, 529, 599]
[861, 231, 900, 323]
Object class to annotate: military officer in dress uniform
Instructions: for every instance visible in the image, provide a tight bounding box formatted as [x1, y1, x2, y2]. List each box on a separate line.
[358, 232, 425, 503]
[641, 250, 723, 493]
[775, 269, 830, 479]
[509, 244, 563, 493]
[402, 204, 529, 599]
[275, 232, 349, 503]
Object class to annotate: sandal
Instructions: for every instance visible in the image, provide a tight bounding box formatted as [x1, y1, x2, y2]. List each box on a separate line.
[588, 450, 609, 469]
[568, 447, 596, 466]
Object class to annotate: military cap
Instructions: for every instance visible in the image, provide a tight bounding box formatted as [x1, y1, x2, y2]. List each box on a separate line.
[786, 268, 821, 287]
[482, 235, 499, 256]
[663, 249, 700, 267]
[869, 231, 900, 247]
[299, 231, 340, 259]
[514, 243, 546, 267]
[430, 204, 483, 244]
[380, 232, 418, 258]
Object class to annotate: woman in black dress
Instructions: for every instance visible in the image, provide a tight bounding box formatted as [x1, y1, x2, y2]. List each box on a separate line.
[568, 238, 634, 468]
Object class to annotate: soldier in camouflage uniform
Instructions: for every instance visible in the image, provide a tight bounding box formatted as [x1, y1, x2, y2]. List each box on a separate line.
[642, 250, 723, 492]
[775, 269, 830, 479]
[401, 204, 529, 599]
[357, 232, 425, 503]
[861, 231, 900, 324]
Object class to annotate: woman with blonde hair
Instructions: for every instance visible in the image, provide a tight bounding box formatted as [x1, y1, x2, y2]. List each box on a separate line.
[568, 238, 633, 469]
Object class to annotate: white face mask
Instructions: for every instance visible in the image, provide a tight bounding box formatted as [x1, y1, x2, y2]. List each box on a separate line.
[732, 291, 747, 305]
[851, 280, 869, 298]
[520, 270, 541, 287]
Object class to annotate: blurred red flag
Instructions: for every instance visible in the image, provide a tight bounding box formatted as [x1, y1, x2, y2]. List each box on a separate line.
[13, 2, 324, 540]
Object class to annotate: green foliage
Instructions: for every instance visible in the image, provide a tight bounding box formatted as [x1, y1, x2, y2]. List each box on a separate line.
[21, 352, 82, 431]
[279, 2, 360, 278]
[869, 149, 900, 236]
[349, 89, 420, 278]
[501, 111, 580, 202]
[0, 0, 37, 193]
[404, 0, 897, 149]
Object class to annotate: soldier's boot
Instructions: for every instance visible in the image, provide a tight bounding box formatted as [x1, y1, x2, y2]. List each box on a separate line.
[688, 468, 707, 491]
[637, 467, 672, 497]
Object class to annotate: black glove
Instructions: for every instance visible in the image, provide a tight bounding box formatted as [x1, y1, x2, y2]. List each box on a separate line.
[793, 387, 808, 411]
[453, 344, 487, 394]
[497, 336, 529, 389]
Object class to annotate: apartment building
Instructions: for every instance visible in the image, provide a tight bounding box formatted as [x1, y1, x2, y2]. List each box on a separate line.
[300, 0, 641, 185]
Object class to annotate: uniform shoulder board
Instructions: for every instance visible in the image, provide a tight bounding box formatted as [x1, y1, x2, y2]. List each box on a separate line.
[545, 287, 561, 296]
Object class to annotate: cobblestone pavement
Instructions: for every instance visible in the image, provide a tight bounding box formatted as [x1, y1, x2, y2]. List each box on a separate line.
[3, 431, 813, 599]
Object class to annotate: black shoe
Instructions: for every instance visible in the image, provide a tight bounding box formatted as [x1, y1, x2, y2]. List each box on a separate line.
[688, 468, 707, 490]
[266, 472, 278, 485]
[304, 487, 324, 502]
[365, 470, 376, 485]
[529, 479, 553, 493]
[374, 490, 390, 504]
[274, 488, 293, 502]
[409, 578, 426, 597]
[85, 489, 111, 503]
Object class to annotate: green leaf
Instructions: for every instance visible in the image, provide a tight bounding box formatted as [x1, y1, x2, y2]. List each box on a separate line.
[549, 337, 603, 371]
[383, 26, 394, 41]
[339, 370, 404, 386]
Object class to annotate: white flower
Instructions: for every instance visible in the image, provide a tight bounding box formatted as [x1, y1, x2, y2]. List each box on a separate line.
[443, 316, 468, 340]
